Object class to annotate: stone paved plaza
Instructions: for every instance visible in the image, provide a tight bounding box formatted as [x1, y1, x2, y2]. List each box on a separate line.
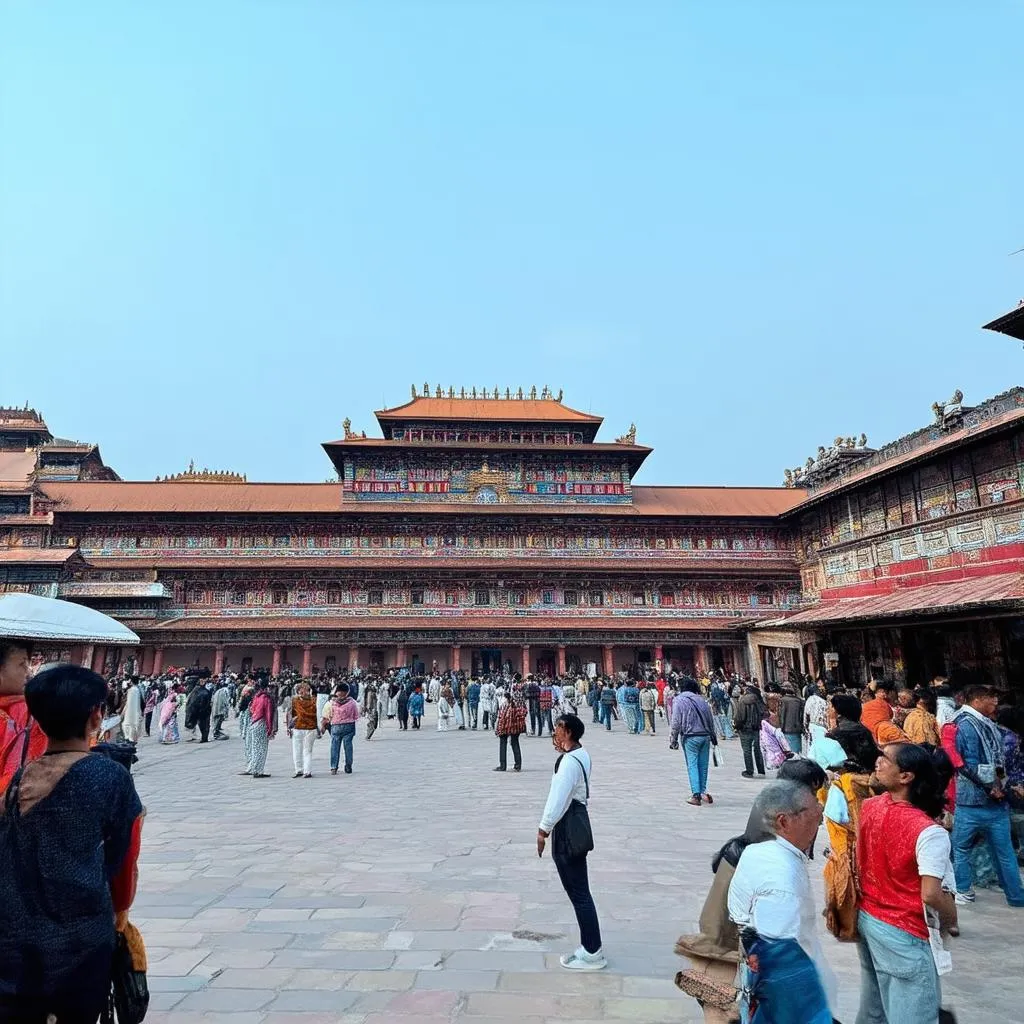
[131, 706, 1023, 1024]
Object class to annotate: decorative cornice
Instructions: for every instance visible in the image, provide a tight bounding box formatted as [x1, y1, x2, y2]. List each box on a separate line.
[157, 459, 247, 484]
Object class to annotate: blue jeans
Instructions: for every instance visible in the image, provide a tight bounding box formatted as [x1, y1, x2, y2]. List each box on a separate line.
[714, 712, 734, 739]
[783, 732, 801, 755]
[745, 935, 831, 1024]
[599, 704, 612, 730]
[330, 722, 355, 771]
[682, 735, 711, 797]
[951, 801, 1024, 904]
[856, 910, 939, 1024]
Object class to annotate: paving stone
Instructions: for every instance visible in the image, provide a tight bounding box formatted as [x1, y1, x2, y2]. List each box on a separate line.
[268, 989, 360, 1012]
[127, 712, 1013, 1024]
[175, 987, 277, 1012]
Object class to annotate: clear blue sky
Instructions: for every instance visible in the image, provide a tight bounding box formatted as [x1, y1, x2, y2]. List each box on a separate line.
[2, 2, 1022, 486]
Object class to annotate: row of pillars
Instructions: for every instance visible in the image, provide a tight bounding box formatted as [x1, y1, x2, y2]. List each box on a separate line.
[89, 640, 713, 679]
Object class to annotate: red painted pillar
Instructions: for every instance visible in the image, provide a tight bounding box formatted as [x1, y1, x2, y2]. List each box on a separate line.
[348, 646, 360, 671]
[602, 644, 614, 677]
[695, 645, 707, 675]
[395, 645, 406, 668]
[450, 645, 461, 671]
[301, 644, 312, 677]
[152, 646, 164, 675]
[271, 645, 282, 677]
[521, 644, 530, 676]
[214, 645, 225, 675]
[92, 646, 106, 674]
[556, 645, 566, 676]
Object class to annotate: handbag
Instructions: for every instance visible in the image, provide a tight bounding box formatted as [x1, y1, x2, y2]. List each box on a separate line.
[552, 754, 594, 860]
[674, 968, 738, 1014]
[103, 929, 150, 1024]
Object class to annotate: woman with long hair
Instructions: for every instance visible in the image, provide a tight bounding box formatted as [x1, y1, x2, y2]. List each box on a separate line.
[856, 743, 957, 1023]
[158, 684, 181, 744]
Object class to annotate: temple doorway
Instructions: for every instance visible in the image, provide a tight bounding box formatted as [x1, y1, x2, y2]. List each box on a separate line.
[474, 648, 503, 674]
[536, 650, 556, 678]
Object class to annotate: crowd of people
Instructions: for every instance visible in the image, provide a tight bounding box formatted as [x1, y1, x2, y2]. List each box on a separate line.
[3, 631, 1024, 1022]
[673, 668, 1024, 1024]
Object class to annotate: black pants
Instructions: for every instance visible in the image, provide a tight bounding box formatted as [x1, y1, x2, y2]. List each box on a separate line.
[198, 710, 211, 742]
[538, 708, 553, 735]
[144, 710, 153, 736]
[553, 852, 602, 954]
[398, 708, 409, 729]
[739, 730, 765, 775]
[498, 733, 522, 769]
[528, 700, 541, 734]
[481, 709, 493, 730]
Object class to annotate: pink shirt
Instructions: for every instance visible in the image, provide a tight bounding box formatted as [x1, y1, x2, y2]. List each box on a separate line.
[324, 697, 360, 726]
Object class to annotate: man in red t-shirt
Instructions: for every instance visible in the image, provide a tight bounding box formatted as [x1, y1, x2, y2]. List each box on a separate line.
[856, 742, 958, 1023]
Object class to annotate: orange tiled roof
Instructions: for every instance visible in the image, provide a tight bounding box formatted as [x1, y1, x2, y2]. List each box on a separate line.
[40, 481, 805, 518]
[0, 451, 37, 484]
[0, 549, 76, 564]
[375, 396, 602, 424]
[143, 615, 746, 632]
[760, 572, 1024, 626]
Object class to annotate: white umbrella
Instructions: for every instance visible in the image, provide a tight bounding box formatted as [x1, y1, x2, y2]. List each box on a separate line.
[0, 593, 140, 645]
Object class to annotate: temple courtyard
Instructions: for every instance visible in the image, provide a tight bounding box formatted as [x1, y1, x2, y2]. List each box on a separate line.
[132, 709, 1022, 1024]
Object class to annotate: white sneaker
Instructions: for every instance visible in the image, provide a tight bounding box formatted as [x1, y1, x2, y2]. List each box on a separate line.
[559, 946, 607, 971]
[954, 890, 976, 905]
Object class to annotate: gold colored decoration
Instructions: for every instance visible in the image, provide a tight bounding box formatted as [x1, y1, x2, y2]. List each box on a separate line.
[410, 384, 417, 398]
[556, 388, 563, 402]
[505, 387, 511, 399]
[530, 385, 537, 399]
[460, 386, 466, 398]
[482, 387, 488, 399]
[435, 384, 442, 398]
[615, 423, 637, 445]
[517, 387, 523, 399]
[448, 386, 455, 398]
[158, 459, 247, 483]
[343, 418, 354, 439]
[472, 387, 477, 398]
[466, 459, 510, 502]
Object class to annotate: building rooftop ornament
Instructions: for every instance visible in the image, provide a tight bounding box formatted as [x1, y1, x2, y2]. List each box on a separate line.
[783, 433, 872, 488]
[615, 423, 638, 445]
[932, 389, 969, 428]
[407, 385, 566, 402]
[158, 459, 247, 483]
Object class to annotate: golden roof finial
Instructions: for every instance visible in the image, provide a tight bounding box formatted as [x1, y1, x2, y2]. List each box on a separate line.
[615, 423, 637, 445]
[435, 384, 442, 398]
[530, 385, 537, 399]
[448, 386, 455, 398]
[411, 384, 417, 398]
[505, 387, 511, 399]
[472, 386, 477, 399]
[460, 386, 466, 398]
[482, 387, 489, 399]
[423, 381, 430, 398]
[556, 388, 563, 402]
[343, 417, 353, 438]
[517, 387, 523, 400]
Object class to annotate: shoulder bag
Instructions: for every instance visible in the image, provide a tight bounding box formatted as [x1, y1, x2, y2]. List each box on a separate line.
[552, 754, 594, 860]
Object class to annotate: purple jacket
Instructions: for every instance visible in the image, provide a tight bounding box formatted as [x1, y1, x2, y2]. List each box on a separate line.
[669, 691, 716, 746]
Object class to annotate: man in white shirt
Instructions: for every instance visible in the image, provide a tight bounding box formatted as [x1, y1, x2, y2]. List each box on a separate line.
[728, 781, 835, 1023]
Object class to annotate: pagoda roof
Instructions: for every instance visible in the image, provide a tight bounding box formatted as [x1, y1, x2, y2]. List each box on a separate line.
[374, 393, 602, 426]
[983, 300, 1024, 341]
[40, 480, 805, 519]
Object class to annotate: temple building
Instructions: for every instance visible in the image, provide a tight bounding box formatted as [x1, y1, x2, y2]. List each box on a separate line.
[2, 385, 1024, 691]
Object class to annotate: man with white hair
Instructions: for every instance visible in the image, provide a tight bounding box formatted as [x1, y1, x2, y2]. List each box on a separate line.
[727, 780, 835, 1023]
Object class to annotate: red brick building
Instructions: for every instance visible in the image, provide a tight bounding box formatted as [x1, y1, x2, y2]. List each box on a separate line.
[4, 386, 1024, 689]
